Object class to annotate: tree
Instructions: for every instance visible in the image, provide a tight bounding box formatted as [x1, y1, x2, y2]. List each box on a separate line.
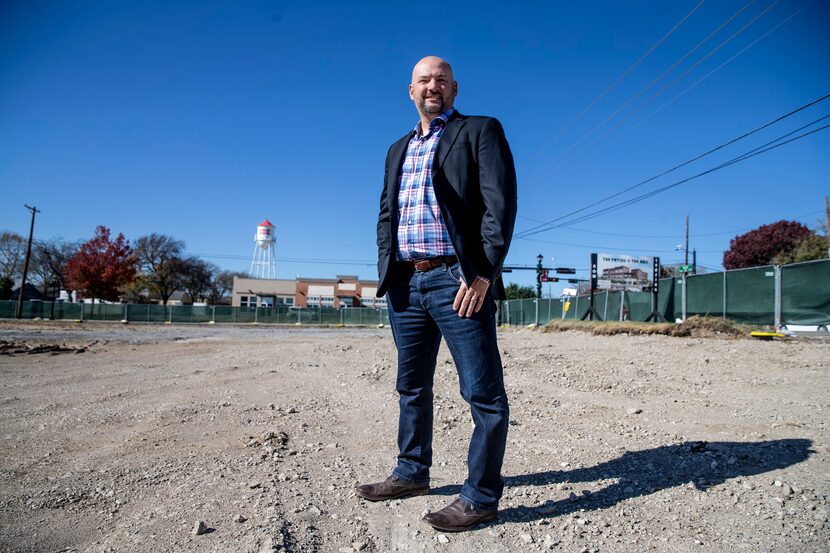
[178, 257, 218, 304]
[504, 283, 535, 300]
[208, 270, 247, 305]
[134, 234, 185, 305]
[723, 220, 812, 269]
[120, 272, 152, 303]
[64, 226, 136, 302]
[31, 238, 80, 298]
[0, 276, 12, 300]
[0, 231, 25, 284]
[772, 233, 829, 265]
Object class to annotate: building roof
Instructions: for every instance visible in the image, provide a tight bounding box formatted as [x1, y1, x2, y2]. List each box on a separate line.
[258, 219, 274, 227]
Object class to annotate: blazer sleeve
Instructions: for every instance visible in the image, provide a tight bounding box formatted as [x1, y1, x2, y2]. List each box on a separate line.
[376, 149, 392, 276]
[477, 117, 517, 282]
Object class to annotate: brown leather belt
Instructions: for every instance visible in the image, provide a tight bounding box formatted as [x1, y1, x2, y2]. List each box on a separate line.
[403, 256, 458, 272]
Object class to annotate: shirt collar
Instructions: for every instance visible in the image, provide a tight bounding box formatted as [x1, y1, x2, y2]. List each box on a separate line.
[413, 108, 456, 137]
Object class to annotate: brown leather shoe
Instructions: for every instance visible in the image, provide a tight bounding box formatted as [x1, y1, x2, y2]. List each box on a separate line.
[422, 498, 497, 532]
[355, 475, 429, 501]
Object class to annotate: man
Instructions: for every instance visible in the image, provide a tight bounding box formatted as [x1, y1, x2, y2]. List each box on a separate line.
[356, 56, 517, 532]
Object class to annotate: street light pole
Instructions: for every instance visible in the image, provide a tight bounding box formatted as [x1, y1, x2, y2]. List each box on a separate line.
[684, 215, 689, 268]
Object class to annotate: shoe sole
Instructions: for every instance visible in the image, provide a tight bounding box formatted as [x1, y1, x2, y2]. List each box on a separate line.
[424, 513, 498, 532]
[356, 487, 430, 502]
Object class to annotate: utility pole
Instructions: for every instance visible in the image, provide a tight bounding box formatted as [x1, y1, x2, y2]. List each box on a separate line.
[825, 195, 830, 257]
[15, 205, 40, 319]
[535, 253, 543, 327]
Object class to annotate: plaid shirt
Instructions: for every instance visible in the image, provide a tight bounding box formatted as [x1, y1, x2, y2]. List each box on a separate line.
[396, 108, 457, 261]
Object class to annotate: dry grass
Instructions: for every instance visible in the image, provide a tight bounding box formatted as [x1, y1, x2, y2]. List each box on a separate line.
[541, 316, 749, 338]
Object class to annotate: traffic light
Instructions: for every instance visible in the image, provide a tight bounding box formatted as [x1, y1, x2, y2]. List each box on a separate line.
[540, 270, 558, 283]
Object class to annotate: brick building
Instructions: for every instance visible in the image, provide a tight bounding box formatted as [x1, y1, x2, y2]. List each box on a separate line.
[232, 275, 383, 309]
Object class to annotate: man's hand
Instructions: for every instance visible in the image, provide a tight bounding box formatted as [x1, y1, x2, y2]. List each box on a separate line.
[453, 276, 490, 318]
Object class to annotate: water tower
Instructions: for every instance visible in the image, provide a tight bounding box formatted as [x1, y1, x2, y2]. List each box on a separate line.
[250, 219, 277, 279]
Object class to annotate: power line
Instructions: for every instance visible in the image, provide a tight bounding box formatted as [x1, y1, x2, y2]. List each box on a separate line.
[554, 210, 823, 239]
[524, 0, 706, 164]
[517, 236, 682, 253]
[531, 0, 764, 181]
[545, 119, 830, 230]
[514, 92, 830, 238]
[548, 0, 814, 178]
[518, 116, 830, 237]
[191, 253, 376, 266]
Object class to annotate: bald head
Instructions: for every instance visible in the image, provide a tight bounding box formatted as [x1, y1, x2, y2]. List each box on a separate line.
[412, 56, 454, 83]
[410, 56, 458, 122]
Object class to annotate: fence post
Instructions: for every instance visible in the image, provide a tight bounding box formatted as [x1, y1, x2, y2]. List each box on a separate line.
[774, 265, 782, 329]
[681, 276, 687, 322]
[603, 292, 609, 321]
[534, 298, 539, 326]
[212, 306, 216, 323]
[722, 271, 727, 319]
[123, 304, 128, 321]
[619, 290, 625, 321]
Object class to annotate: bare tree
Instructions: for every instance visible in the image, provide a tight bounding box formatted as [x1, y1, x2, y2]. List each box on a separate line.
[209, 270, 247, 305]
[0, 231, 25, 299]
[178, 257, 217, 304]
[0, 231, 26, 282]
[134, 234, 185, 305]
[30, 238, 80, 298]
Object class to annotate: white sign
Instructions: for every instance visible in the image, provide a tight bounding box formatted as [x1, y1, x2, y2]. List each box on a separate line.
[597, 253, 654, 291]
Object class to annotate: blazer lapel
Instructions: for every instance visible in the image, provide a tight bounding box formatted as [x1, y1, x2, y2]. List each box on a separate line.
[434, 111, 467, 168]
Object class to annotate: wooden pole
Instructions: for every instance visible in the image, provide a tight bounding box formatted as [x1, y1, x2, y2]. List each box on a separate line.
[824, 195, 829, 257]
[15, 205, 40, 319]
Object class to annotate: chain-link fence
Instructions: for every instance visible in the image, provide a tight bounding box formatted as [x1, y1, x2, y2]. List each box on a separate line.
[2, 259, 826, 327]
[501, 259, 830, 328]
[0, 301, 391, 326]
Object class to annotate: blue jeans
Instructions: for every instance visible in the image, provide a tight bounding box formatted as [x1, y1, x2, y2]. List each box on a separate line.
[386, 261, 509, 509]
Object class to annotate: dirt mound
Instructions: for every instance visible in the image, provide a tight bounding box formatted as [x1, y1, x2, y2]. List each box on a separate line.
[542, 316, 748, 339]
[0, 340, 89, 355]
[671, 316, 748, 338]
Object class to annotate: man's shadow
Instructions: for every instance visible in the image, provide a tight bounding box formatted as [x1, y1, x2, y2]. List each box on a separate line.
[431, 439, 812, 522]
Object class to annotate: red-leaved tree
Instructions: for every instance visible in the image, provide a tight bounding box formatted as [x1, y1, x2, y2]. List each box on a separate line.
[723, 220, 812, 269]
[64, 226, 137, 301]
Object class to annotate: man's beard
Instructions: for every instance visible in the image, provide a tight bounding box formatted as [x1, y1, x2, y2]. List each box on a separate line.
[420, 95, 445, 114]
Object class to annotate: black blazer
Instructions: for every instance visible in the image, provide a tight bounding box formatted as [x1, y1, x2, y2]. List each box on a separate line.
[376, 111, 517, 300]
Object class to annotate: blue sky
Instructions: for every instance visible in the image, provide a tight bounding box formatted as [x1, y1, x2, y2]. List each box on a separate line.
[2, 0, 828, 293]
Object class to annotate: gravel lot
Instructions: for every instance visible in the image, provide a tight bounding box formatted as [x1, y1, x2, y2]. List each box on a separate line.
[0, 321, 827, 552]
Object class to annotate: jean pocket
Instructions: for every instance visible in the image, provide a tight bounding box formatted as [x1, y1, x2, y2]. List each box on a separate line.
[446, 262, 463, 284]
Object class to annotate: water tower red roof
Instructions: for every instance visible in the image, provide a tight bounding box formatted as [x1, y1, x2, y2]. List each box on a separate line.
[258, 219, 274, 227]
